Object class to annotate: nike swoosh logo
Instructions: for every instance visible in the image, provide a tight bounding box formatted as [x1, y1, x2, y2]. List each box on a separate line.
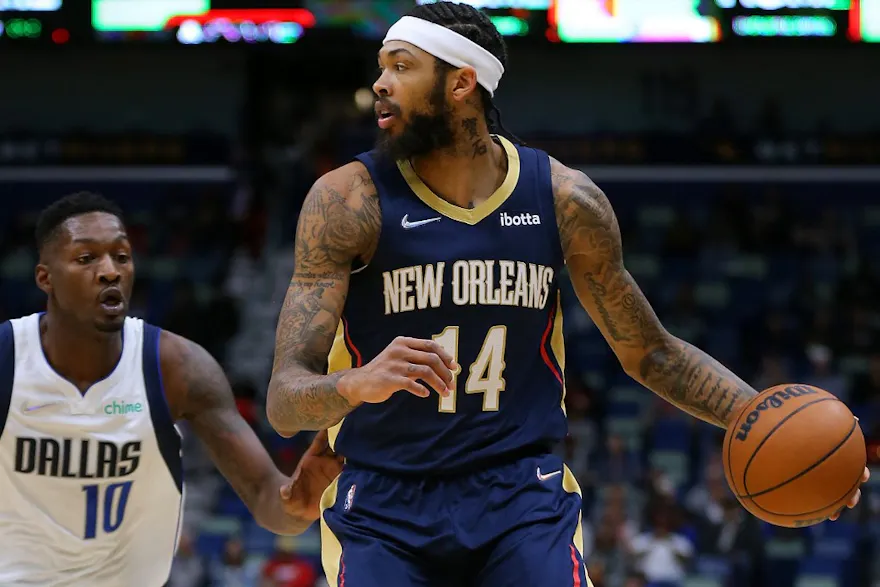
[537, 467, 562, 482]
[401, 214, 441, 230]
[21, 402, 57, 413]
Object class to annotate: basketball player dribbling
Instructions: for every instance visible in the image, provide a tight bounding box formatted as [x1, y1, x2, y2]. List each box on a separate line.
[0, 193, 341, 586]
[266, 2, 869, 585]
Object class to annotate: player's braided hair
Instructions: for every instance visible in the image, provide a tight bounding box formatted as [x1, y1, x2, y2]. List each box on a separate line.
[407, 1, 524, 145]
[35, 192, 124, 252]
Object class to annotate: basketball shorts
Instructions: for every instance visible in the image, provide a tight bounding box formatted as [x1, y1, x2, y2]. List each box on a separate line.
[319, 453, 593, 587]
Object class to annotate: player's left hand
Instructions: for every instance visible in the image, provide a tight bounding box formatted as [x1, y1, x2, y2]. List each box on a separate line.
[279, 430, 344, 522]
[829, 467, 870, 521]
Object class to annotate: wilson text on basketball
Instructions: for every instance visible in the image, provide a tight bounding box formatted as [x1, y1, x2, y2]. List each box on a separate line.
[734, 385, 819, 442]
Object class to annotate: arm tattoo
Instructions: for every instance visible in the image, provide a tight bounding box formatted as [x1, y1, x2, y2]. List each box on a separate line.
[267, 164, 381, 433]
[551, 158, 757, 427]
[163, 333, 310, 534]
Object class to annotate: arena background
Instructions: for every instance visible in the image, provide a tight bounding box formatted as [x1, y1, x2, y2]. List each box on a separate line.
[2, 1, 880, 586]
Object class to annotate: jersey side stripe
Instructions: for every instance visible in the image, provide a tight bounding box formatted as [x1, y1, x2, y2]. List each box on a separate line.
[0, 321, 13, 438]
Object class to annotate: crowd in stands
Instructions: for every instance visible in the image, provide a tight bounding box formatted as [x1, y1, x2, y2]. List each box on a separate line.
[2, 173, 879, 587]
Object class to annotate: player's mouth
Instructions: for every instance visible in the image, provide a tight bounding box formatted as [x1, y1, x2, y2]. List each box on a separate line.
[98, 287, 125, 315]
[375, 102, 398, 129]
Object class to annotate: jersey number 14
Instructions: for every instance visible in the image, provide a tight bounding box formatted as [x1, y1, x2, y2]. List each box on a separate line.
[82, 481, 133, 539]
[432, 326, 507, 413]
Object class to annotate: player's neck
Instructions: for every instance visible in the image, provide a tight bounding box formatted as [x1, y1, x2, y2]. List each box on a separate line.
[40, 312, 123, 387]
[410, 126, 506, 210]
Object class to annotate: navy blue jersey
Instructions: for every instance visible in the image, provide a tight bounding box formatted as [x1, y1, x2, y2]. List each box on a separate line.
[327, 136, 567, 475]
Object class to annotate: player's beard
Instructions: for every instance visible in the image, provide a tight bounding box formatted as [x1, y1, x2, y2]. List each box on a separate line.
[375, 75, 455, 162]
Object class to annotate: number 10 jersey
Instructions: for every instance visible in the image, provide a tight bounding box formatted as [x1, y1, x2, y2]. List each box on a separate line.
[0, 315, 183, 587]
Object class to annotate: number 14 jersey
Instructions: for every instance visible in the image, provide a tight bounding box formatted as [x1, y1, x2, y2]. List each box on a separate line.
[328, 136, 569, 475]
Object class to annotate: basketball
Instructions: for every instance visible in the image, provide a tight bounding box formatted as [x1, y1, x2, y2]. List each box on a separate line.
[723, 384, 866, 528]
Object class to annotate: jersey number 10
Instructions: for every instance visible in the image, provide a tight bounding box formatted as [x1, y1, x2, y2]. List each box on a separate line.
[432, 325, 507, 413]
[82, 481, 133, 539]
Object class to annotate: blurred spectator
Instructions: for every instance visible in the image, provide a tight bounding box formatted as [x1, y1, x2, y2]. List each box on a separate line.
[233, 380, 260, 429]
[208, 537, 261, 587]
[853, 352, 880, 408]
[683, 459, 728, 526]
[804, 343, 849, 401]
[755, 97, 785, 137]
[261, 536, 319, 587]
[696, 497, 765, 586]
[663, 216, 701, 257]
[586, 509, 631, 587]
[803, 308, 843, 357]
[748, 189, 792, 252]
[598, 484, 641, 543]
[165, 281, 206, 346]
[753, 354, 792, 393]
[200, 278, 241, 365]
[697, 97, 733, 135]
[629, 506, 694, 587]
[623, 573, 648, 587]
[743, 312, 799, 373]
[844, 303, 879, 355]
[167, 532, 207, 587]
[593, 435, 643, 487]
[662, 284, 705, 346]
[128, 277, 153, 322]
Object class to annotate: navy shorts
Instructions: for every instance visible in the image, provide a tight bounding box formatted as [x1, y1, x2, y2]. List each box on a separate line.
[319, 453, 593, 587]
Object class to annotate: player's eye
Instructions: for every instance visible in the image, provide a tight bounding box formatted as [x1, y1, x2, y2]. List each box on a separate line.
[116, 253, 130, 263]
[76, 255, 93, 264]
[395, 63, 406, 71]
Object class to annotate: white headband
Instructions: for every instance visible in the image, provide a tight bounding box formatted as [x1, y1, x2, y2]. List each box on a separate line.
[383, 16, 504, 97]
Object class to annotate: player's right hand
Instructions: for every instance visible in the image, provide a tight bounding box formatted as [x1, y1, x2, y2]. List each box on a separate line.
[338, 336, 458, 405]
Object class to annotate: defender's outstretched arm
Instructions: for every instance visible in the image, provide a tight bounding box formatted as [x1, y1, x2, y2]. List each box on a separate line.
[267, 163, 381, 435]
[161, 331, 317, 534]
[550, 159, 757, 428]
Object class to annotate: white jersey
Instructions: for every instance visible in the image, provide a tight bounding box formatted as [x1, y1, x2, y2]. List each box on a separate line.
[0, 314, 184, 587]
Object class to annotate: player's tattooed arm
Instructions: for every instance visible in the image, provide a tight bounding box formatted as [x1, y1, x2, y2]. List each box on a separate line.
[551, 159, 758, 428]
[267, 162, 381, 435]
[160, 332, 313, 535]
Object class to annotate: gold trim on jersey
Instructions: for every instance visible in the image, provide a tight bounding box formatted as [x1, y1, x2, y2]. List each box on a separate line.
[319, 475, 343, 583]
[396, 135, 521, 225]
[550, 293, 567, 415]
[563, 465, 595, 587]
[326, 321, 351, 451]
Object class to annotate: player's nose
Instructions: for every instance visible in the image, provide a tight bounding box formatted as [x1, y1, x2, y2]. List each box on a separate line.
[372, 73, 391, 98]
[96, 255, 121, 283]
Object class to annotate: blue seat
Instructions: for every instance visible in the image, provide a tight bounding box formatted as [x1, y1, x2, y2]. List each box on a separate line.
[216, 485, 250, 517]
[196, 533, 228, 558]
[695, 555, 732, 578]
[651, 418, 691, 452]
[243, 521, 278, 556]
[764, 558, 799, 587]
[812, 521, 859, 541]
[607, 400, 641, 419]
[705, 327, 740, 363]
[812, 538, 855, 561]
[799, 558, 843, 578]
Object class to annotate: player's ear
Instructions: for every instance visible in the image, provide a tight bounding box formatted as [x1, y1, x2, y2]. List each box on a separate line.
[450, 66, 479, 103]
[35, 262, 52, 296]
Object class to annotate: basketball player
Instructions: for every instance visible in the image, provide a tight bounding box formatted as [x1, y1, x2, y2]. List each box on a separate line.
[0, 193, 341, 586]
[266, 2, 869, 585]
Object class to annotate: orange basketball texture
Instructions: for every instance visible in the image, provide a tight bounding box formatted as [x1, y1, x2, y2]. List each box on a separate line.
[723, 384, 866, 528]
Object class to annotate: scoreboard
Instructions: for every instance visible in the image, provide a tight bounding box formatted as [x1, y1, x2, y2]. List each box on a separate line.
[2, 0, 880, 44]
[0, 0, 75, 43]
[552, 0, 873, 43]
